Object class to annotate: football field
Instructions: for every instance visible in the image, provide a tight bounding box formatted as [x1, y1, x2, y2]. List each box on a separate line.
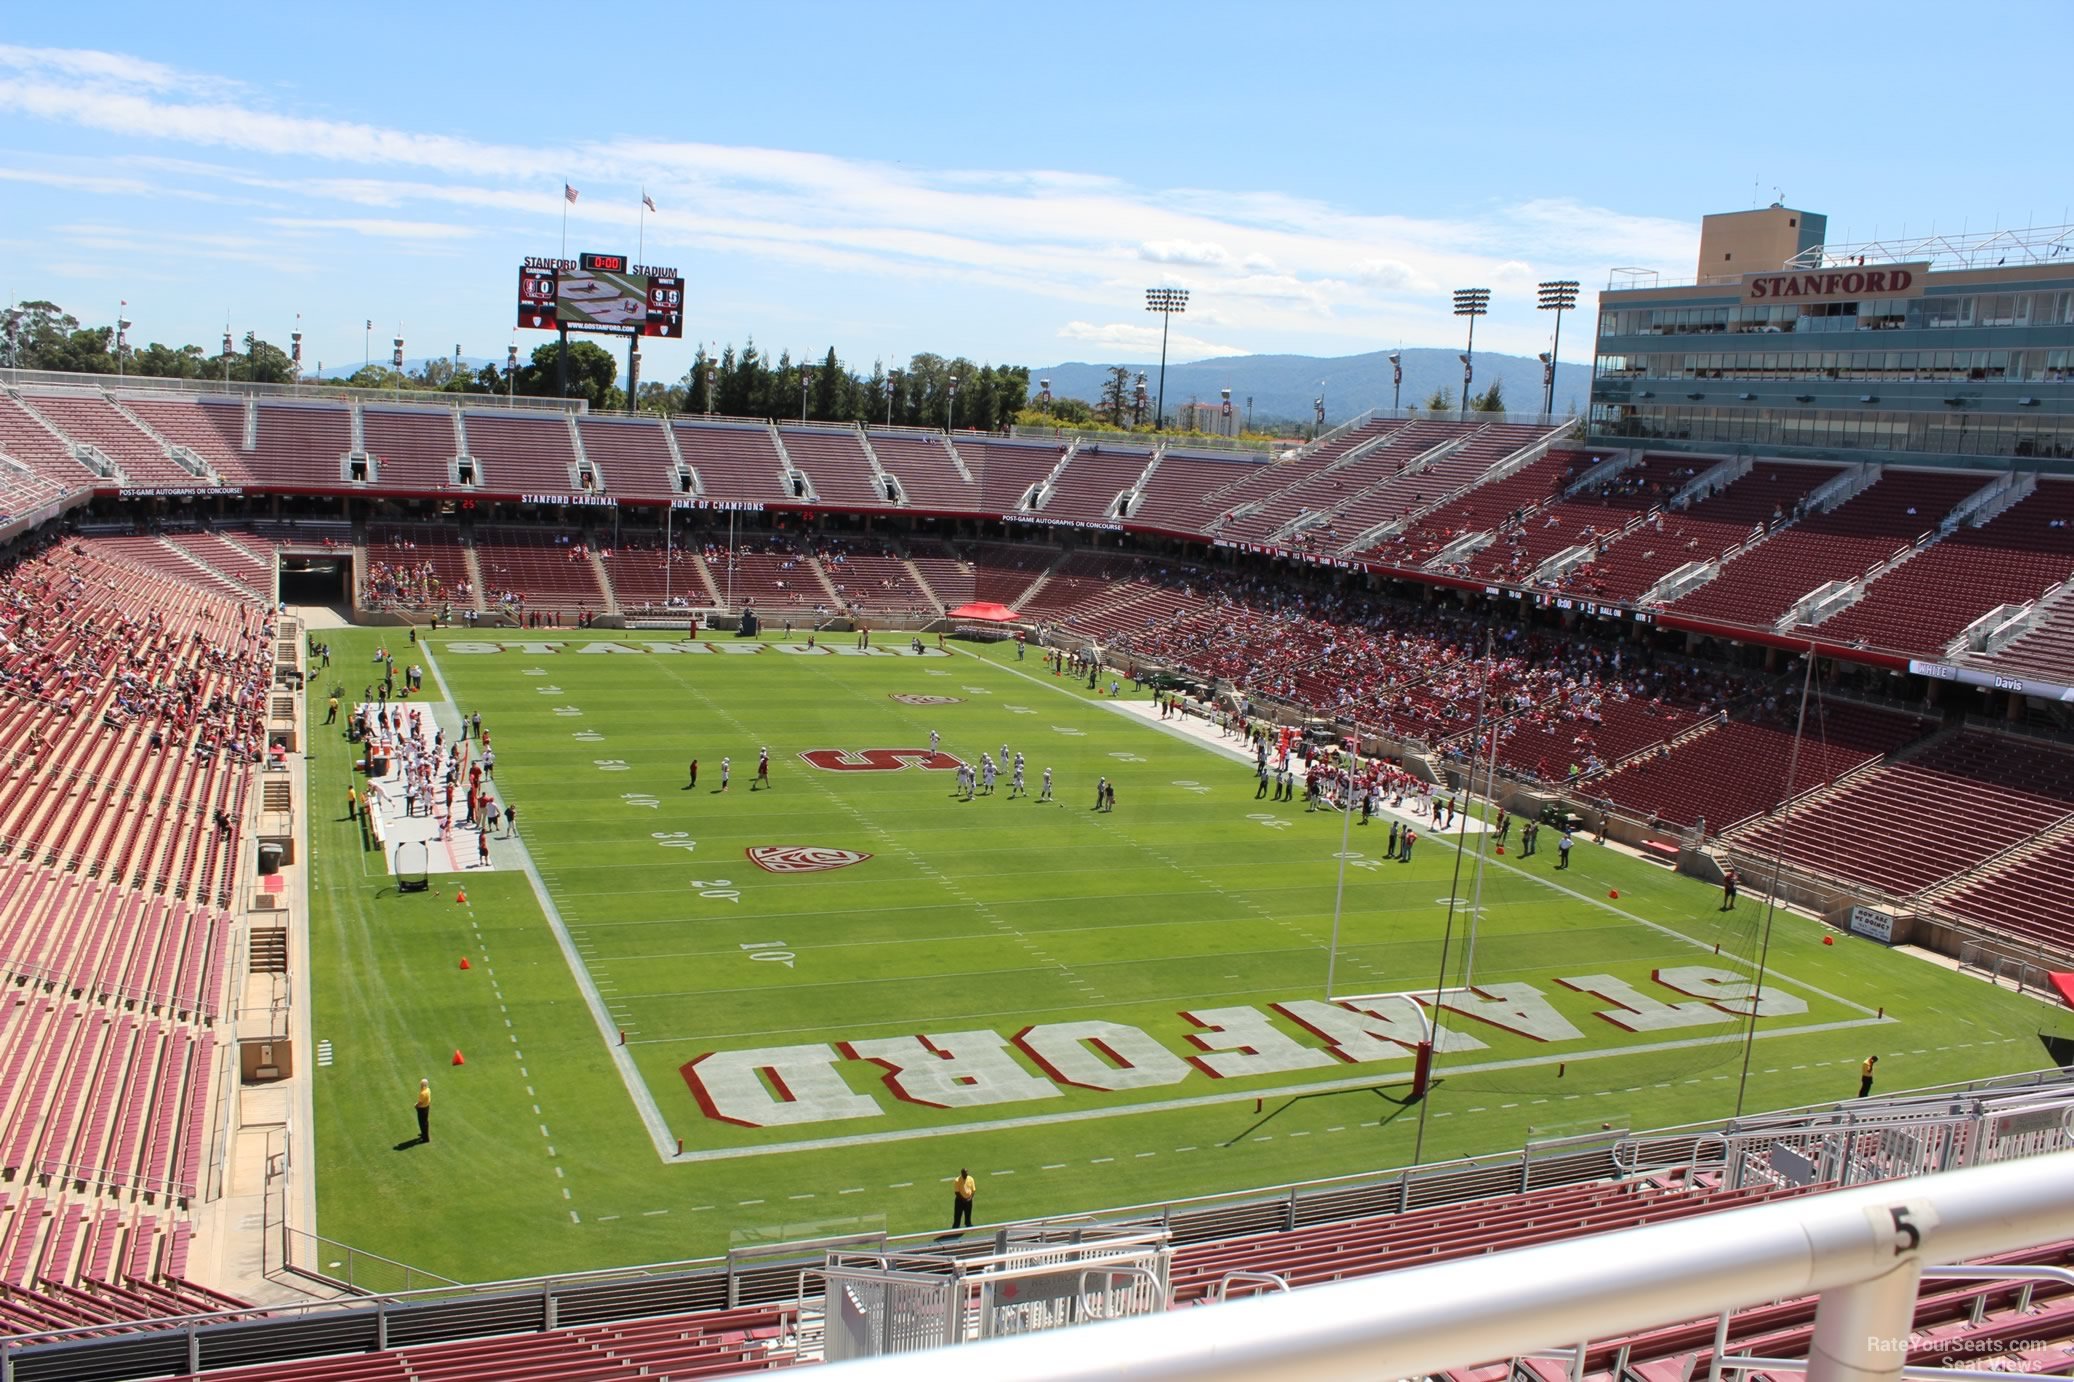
[305, 628, 2066, 1283]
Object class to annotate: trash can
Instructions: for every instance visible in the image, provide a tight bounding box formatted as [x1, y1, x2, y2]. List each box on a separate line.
[258, 843, 285, 877]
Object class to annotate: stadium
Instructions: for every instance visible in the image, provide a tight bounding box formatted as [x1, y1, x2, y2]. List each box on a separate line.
[3, 141, 2074, 1382]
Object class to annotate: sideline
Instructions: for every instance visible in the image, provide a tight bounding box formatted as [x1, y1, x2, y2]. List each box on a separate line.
[418, 643, 683, 1166]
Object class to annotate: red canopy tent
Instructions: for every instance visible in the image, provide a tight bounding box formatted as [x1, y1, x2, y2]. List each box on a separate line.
[946, 601, 1021, 623]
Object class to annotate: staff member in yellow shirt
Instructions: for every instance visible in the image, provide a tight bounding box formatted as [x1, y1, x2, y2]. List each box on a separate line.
[415, 1078, 432, 1142]
[1858, 1055, 1878, 1099]
[951, 1168, 976, 1229]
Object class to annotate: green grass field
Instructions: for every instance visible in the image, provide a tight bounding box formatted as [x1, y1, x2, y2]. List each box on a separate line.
[305, 627, 2069, 1282]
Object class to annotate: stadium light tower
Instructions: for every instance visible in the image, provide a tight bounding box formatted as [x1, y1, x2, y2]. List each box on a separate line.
[1132, 372, 1149, 429]
[799, 362, 811, 422]
[1537, 278, 1581, 420]
[1388, 351, 1403, 414]
[506, 341, 518, 409]
[886, 367, 898, 427]
[1452, 287, 1489, 421]
[1143, 286, 1189, 430]
[947, 374, 959, 431]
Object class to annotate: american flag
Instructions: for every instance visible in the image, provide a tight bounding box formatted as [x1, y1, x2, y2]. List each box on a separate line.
[641, 192, 657, 213]
[564, 183, 579, 204]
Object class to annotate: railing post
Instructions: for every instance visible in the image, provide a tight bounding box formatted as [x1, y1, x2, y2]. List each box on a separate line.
[1805, 1257, 1926, 1382]
[1706, 1307, 1731, 1382]
[376, 1300, 388, 1351]
[544, 1282, 557, 1331]
[187, 1321, 199, 1376]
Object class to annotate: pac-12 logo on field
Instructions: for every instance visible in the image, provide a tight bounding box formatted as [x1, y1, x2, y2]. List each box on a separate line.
[888, 694, 964, 706]
[746, 846, 874, 874]
[797, 748, 963, 772]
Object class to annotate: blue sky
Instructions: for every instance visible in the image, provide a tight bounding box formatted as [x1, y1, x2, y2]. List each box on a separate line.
[2, 1, 2067, 386]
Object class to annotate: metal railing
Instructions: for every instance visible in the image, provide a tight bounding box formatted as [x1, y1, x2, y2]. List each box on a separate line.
[1, 365, 586, 414]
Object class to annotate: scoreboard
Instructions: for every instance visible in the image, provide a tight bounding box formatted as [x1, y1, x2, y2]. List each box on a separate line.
[517, 256, 684, 338]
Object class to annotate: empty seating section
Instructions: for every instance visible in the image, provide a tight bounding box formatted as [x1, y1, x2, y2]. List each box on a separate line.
[463, 412, 577, 494]
[87, 535, 248, 602]
[1017, 551, 1151, 621]
[0, 395, 93, 489]
[1971, 614, 2074, 685]
[473, 529, 607, 614]
[360, 408, 457, 490]
[1170, 1178, 1803, 1304]
[1461, 455, 1698, 584]
[20, 395, 193, 487]
[1729, 731, 2074, 897]
[599, 543, 712, 610]
[956, 439, 1064, 513]
[1593, 703, 1932, 834]
[0, 1197, 242, 1334]
[1041, 444, 1150, 522]
[1369, 450, 1588, 567]
[1318, 422, 1553, 550]
[366, 524, 473, 610]
[1559, 461, 1837, 603]
[152, 1304, 795, 1381]
[1219, 420, 1437, 544]
[249, 403, 352, 487]
[1939, 835, 2074, 950]
[965, 542, 1054, 605]
[672, 422, 788, 504]
[122, 398, 248, 475]
[866, 430, 972, 509]
[160, 531, 276, 602]
[778, 427, 888, 509]
[704, 538, 829, 613]
[578, 417, 681, 500]
[817, 540, 932, 616]
[1129, 452, 1261, 536]
[904, 538, 974, 607]
[1807, 479, 2074, 655]
[1668, 470, 1990, 629]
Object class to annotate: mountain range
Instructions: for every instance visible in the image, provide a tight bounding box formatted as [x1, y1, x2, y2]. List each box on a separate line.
[1029, 348, 1592, 430]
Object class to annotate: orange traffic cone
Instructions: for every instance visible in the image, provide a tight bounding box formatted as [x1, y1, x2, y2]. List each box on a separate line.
[459, 956, 471, 971]
[455, 888, 468, 905]
[1608, 889, 1619, 900]
[1495, 845, 1504, 855]
[451, 1049, 466, 1066]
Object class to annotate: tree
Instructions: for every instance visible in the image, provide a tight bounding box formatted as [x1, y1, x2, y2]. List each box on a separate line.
[1473, 380, 1506, 413]
[514, 339, 620, 409]
[812, 347, 845, 421]
[2, 301, 113, 374]
[1099, 367, 1132, 426]
[129, 342, 207, 379]
[1424, 386, 1454, 414]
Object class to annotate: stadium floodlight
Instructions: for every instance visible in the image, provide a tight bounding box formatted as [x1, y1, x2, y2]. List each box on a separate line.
[1039, 377, 1052, 414]
[1388, 351, 1403, 413]
[506, 341, 518, 408]
[1537, 279, 1580, 420]
[799, 362, 810, 423]
[1132, 371, 1149, 429]
[1452, 288, 1490, 421]
[886, 367, 898, 427]
[947, 374, 959, 431]
[1220, 386, 1232, 436]
[1144, 286, 1189, 431]
[114, 304, 132, 383]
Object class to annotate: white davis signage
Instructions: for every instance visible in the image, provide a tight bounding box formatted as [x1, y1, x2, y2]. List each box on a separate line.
[679, 969, 1804, 1128]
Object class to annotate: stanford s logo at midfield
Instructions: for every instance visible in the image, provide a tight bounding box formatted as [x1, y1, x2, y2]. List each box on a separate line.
[746, 846, 874, 874]
[797, 748, 963, 772]
[888, 694, 965, 706]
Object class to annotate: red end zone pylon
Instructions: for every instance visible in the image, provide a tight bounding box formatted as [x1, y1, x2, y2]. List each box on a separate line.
[451, 1049, 466, 1066]
[459, 956, 471, 970]
[455, 887, 468, 905]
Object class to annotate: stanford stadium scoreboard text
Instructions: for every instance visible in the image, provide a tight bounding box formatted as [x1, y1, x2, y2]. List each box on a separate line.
[516, 254, 685, 338]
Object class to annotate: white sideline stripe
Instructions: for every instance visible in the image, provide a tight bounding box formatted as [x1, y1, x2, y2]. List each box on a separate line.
[665, 1013, 1889, 1162]
[969, 645, 1874, 1018]
[420, 644, 683, 1165]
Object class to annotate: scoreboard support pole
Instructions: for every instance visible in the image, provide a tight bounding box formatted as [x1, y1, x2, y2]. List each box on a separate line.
[627, 332, 641, 402]
[556, 324, 571, 399]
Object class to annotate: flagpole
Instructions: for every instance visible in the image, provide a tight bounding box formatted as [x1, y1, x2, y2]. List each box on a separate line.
[561, 181, 569, 262]
[638, 187, 646, 265]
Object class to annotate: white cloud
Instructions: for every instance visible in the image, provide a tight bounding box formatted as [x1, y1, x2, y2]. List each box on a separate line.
[261, 217, 477, 242]
[1139, 239, 1234, 267]
[0, 45, 1702, 361]
[1056, 321, 1247, 358]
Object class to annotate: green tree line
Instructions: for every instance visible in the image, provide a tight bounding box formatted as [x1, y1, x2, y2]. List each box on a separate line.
[1, 301, 1036, 430]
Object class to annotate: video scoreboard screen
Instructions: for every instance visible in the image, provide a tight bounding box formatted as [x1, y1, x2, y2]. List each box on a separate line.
[516, 257, 684, 338]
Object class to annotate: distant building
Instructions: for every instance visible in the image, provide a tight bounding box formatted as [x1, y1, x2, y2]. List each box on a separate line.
[1589, 204, 2074, 470]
